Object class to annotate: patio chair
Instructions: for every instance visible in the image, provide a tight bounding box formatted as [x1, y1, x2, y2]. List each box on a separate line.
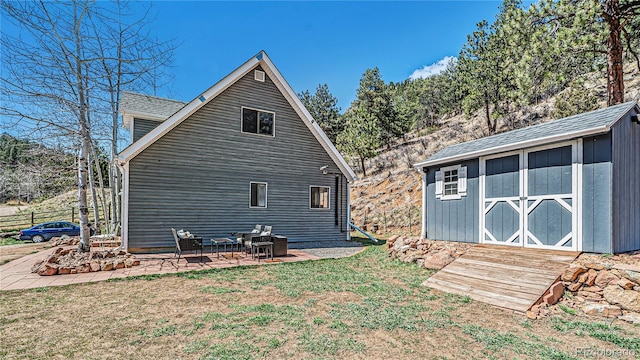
[242, 225, 263, 255]
[251, 226, 273, 260]
[171, 228, 204, 262]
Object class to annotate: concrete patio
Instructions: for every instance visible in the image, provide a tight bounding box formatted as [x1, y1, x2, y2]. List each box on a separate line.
[0, 245, 324, 291]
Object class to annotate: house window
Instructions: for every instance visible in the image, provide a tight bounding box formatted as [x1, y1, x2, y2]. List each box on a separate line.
[242, 107, 274, 136]
[310, 186, 330, 209]
[250, 182, 267, 208]
[435, 165, 467, 200]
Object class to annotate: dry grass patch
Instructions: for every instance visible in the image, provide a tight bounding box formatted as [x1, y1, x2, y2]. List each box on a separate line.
[1, 243, 639, 359]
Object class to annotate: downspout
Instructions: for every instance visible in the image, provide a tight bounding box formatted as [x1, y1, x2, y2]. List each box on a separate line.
[421, 168, 427, 239]
[116, 161, 129, 251]
[346, 179, 351, 241]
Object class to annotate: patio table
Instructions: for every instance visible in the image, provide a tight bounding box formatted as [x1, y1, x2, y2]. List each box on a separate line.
[211, 238, 239, 259]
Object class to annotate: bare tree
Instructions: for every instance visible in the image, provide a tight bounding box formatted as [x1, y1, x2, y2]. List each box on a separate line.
[1, 0, 175, 251]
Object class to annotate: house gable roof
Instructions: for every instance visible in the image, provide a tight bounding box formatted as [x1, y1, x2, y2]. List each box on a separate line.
[120, 91, 187, 127]
[117, 51, 357, 181]
[414, 101, 640, 169]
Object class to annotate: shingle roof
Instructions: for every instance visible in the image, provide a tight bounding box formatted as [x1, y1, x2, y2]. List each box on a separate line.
[415, 101, 639, 168]
[120, 91, 186, 120]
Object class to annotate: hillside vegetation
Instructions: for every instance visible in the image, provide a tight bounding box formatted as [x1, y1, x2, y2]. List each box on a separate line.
[349, 65, 640, 236]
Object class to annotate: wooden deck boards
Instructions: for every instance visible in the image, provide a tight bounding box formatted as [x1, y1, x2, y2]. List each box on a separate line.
[423, 244, 580, 312]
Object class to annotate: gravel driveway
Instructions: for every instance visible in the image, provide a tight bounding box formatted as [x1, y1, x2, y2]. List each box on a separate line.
[288, 240, 364, 259]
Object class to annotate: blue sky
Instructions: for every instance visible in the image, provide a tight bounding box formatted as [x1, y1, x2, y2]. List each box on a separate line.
[150, 1, 506, 111]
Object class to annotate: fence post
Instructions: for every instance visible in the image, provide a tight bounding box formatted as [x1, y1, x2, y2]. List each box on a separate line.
[383, 208, 387, 233]
[31, 212, 34, 226]
[71, 207, 75, 223]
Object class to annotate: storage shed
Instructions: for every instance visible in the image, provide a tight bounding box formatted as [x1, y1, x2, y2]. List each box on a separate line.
[414, 101, 640, 253]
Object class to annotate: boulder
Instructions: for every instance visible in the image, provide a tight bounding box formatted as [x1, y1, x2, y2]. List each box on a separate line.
[57, 267, 71, 275]
[618, 312, 640, 325]
[115, 260, 125, 269]
[594, 271, 619, 288]
[132, 259, 140, 266]
[577, 272, 589, 284]
[46, 255, 58, 264]
[100, 261, 114, 271]
[90, 261, 101, 272]
[620, 270, 640, 285]
[562, 266, 587, 281]
[422, 250, 455, 270]
[585, 269, 597, 286]
[616, 278, 635, 290]
[37, 263, 58, 276]
[577, 290, 602, 300]
[567, 282, 582, 292]
[583, 262, 605, 271]
[543, 282, 564, 305]
[581, 303, 623, 318]
[603, 285, 640, 312]
[76, 264, 91, 273]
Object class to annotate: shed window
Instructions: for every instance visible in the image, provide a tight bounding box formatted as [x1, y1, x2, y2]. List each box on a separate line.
[310, 186, 330, 209]
[242, 107, 274, 136]
[250, 182, 267, 208]
[435, 165, 467, 200]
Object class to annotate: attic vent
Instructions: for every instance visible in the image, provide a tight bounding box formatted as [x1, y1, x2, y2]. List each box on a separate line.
[254, 70, 265, 82]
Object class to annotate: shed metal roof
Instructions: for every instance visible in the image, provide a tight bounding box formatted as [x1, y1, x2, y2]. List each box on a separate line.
[414, 101, 639, 169]
[120, 91, 187, 126]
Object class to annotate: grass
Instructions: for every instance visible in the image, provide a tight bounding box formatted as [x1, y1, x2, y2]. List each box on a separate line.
[1, 242, 639, 359]
[0, 237, 23, 246]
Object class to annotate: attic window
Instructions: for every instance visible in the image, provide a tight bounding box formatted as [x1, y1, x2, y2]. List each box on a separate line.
[254, 70, 265, 82]
[242, 107, 274, 136]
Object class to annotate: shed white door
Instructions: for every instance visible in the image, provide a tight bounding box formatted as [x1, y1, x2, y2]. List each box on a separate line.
[480, 142, 580, 251]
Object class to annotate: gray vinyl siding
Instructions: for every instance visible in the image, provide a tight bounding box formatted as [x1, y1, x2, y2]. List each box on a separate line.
[582, 134, 613, 253]
[127, 65, 347, 251]
[425, 159, 479, 243]
[132, 118, 161, 143]
[611, 112, 640, 253]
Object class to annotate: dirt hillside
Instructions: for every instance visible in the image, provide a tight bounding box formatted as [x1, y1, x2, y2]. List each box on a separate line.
[349, 66, 640, 237]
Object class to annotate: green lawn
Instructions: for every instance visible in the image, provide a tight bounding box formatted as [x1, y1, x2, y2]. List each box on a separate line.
[1, 239, 638, 359]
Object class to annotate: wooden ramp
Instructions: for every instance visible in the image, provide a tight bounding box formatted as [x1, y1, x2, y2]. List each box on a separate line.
[424, 244, 580, 312]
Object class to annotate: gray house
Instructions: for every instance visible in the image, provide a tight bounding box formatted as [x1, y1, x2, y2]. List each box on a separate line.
[118, 51, 356, 252]
[414, 101, 640, 254]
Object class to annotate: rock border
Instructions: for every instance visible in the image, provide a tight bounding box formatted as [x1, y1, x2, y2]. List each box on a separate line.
[32, 247, 140, 276]
[388, 235, 640, 324]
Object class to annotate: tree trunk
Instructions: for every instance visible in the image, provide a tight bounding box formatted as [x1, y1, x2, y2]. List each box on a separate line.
[360, 155, 367, 178]
[77, 133, 91, 252]
[88, 149, 100, 231]
[484, 93, 495, 134]
[91, 142, 109, 234]
[604, 0, 625, 105]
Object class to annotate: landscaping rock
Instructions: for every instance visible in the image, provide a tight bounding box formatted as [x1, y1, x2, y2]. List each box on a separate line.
[37, 263, 58, 276]
[603, 285, 640, 312]
[31, 246, 139, 276]
[581, 303, 623, 318]
[583, 262, 605, 271]
[618, 312, 640, 324]
[543, 282, 564, 305]
[57, 267, 72, 275]
[562, 266, 586, 281]
[594, 271, 619, 288]
[616, 278, 635, 290]
[585, 269, 597, 286]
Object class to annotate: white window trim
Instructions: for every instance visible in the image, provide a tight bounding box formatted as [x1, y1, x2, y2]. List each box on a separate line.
[241, 106, 276, 137]
[249, 181, 268, 209]
[438, 164, 464, 200]
[309, 185, 331, 210]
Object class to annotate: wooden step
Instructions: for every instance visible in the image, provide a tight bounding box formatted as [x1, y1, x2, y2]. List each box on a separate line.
[423, 244, 580, 312]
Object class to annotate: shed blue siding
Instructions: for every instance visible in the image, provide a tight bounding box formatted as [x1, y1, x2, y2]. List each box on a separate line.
[582, 134, 613, 253]
[611, 113, 640, 253]
[426, 159, 479, 243]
